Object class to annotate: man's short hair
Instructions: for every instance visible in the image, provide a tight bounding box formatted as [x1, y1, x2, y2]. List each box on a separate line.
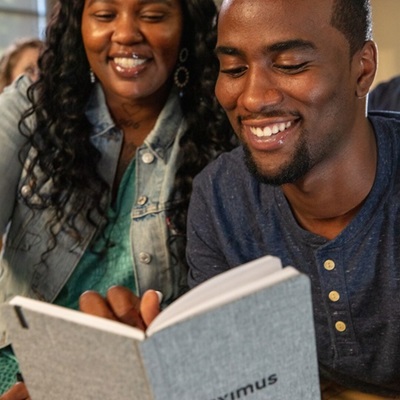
[330, 0, 372, 55]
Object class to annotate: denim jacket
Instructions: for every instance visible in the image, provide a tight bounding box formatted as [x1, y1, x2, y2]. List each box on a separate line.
[0, 77, 188, 347]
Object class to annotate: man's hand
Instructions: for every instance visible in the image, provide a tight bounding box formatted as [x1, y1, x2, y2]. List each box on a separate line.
[0, 382, 30, 400]
[79, 286, 161, 331]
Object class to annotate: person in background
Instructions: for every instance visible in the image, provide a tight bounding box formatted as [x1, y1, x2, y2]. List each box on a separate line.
[0, 0, 235, 398]
[0, 38, 43, 93]
[0, 37, 43, 250]
[368, 75, 400, 111]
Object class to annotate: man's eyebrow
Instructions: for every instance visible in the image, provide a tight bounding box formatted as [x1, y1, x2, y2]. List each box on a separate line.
[215, 39, 316, 57]
[267, 39, 316, 53]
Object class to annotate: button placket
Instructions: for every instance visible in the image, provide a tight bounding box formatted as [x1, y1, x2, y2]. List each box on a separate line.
[317, 252, 358, 356]
[322, 258, 346, 318]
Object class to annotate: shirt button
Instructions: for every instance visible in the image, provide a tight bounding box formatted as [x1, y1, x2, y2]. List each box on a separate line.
[137, 196, 148, 206]
[324, 259, 335, 271]
[335, 321, 347, 332]
[142, 152, 155, 164]
[329, 291, 340, 302]
[21, 185, 32, 197]
[139, 252, 152, 264]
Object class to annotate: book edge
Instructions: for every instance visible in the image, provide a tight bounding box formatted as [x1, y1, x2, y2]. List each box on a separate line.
[9, 296, 146, 341]
[147, 265, 300, 336]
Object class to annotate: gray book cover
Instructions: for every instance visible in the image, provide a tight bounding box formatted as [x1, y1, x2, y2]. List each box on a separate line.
[3, 303, 154, 399]
[141, 274, 320, 400]
[2, 256, 320, 399]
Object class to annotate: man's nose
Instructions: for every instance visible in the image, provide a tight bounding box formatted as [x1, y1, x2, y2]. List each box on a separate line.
[238, 68, 284, 113]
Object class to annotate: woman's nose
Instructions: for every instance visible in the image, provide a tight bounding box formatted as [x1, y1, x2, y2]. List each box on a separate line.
[112, 16, 143, 45]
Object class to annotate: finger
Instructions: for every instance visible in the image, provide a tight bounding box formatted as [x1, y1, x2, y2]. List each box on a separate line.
[106, 286, 146, 330]
[141, 290, 161, 327]
[0, 382, 31, 400]
[79, 290, 117, 321]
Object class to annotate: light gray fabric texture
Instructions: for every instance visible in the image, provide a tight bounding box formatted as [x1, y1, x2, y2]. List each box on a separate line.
[141, 273, 320, 399]
[3, 304, 152, 399]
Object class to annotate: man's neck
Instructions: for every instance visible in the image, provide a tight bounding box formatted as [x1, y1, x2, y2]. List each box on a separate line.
[281, 123, 377, 240]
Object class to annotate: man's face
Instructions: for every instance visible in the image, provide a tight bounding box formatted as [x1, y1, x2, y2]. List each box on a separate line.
[215, 0, 362, 185]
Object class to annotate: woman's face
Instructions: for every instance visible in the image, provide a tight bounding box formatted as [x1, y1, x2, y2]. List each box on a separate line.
[81, 0, 183, 104]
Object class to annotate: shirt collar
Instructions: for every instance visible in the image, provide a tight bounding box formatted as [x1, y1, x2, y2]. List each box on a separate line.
[85, 84, 185, 159]
[85, 83, 115, 136]
[144, 88, 184, 160]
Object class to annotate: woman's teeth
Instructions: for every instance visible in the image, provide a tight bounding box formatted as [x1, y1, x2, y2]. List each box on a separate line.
[114, 57, 146, 68]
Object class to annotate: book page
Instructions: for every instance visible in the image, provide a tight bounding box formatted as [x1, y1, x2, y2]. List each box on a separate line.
[9, 296, 146, 341]
[147, 255, 298, 336]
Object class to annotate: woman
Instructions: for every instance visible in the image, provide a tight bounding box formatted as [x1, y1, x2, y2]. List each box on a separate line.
[0, 37, 43, 92]
[0, 0, 234, 397]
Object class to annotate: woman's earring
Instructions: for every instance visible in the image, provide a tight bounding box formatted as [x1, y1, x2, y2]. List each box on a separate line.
[90, 69, 96, 84]
[174, 48, 189, 96]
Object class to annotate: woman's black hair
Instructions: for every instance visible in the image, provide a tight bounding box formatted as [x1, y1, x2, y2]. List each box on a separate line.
[18, 0, 235, 258]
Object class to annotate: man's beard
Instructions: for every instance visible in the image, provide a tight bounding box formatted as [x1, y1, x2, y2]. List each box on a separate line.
[243, 140, 313, 186]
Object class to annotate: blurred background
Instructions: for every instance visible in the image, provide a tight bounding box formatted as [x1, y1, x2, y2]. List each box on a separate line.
[0, 0, 397, 88]
[0, 0, 48, 51]
[370, 0, 400, 87]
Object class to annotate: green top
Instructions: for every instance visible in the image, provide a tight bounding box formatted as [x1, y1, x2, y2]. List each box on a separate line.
[0, 160, 137, 395]
[55, 159, 137, 309]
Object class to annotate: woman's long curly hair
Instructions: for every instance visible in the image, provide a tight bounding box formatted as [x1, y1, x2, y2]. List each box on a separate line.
[19, 0, 235, 255]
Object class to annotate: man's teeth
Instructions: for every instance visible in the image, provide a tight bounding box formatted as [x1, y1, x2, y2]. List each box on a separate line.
[114, 57, 146, 68]
[250, 121, 292, 137]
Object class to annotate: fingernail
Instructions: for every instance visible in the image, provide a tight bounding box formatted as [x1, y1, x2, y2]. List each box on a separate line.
[155, 291, 163, 304]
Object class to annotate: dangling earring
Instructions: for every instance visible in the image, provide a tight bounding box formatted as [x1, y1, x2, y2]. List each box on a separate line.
[90, 69, 96, 84]
[174, 48, 189, 96]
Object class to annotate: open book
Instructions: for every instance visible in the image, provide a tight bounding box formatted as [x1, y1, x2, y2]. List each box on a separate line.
[3, 255, 320, 399]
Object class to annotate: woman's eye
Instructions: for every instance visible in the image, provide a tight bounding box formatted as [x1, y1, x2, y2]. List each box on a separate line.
[141, 13, 165, 22]
[93, 12, 115, 21]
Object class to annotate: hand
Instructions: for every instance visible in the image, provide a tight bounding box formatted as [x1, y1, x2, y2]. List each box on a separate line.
[0, 382, 30, 400]
[79, 286, 161, 331]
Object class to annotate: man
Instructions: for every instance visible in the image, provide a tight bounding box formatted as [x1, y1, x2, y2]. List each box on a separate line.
[186, 0, 400, 398]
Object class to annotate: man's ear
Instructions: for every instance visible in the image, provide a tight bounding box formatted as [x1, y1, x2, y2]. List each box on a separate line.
[355, 40, 378, 99]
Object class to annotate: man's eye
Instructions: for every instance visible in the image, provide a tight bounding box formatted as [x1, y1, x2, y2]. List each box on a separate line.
[220, 66, 247, 77]
[274, 62, 308, 73]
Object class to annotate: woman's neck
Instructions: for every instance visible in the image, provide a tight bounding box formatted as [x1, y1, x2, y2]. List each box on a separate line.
[106, 92, 169, 202]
